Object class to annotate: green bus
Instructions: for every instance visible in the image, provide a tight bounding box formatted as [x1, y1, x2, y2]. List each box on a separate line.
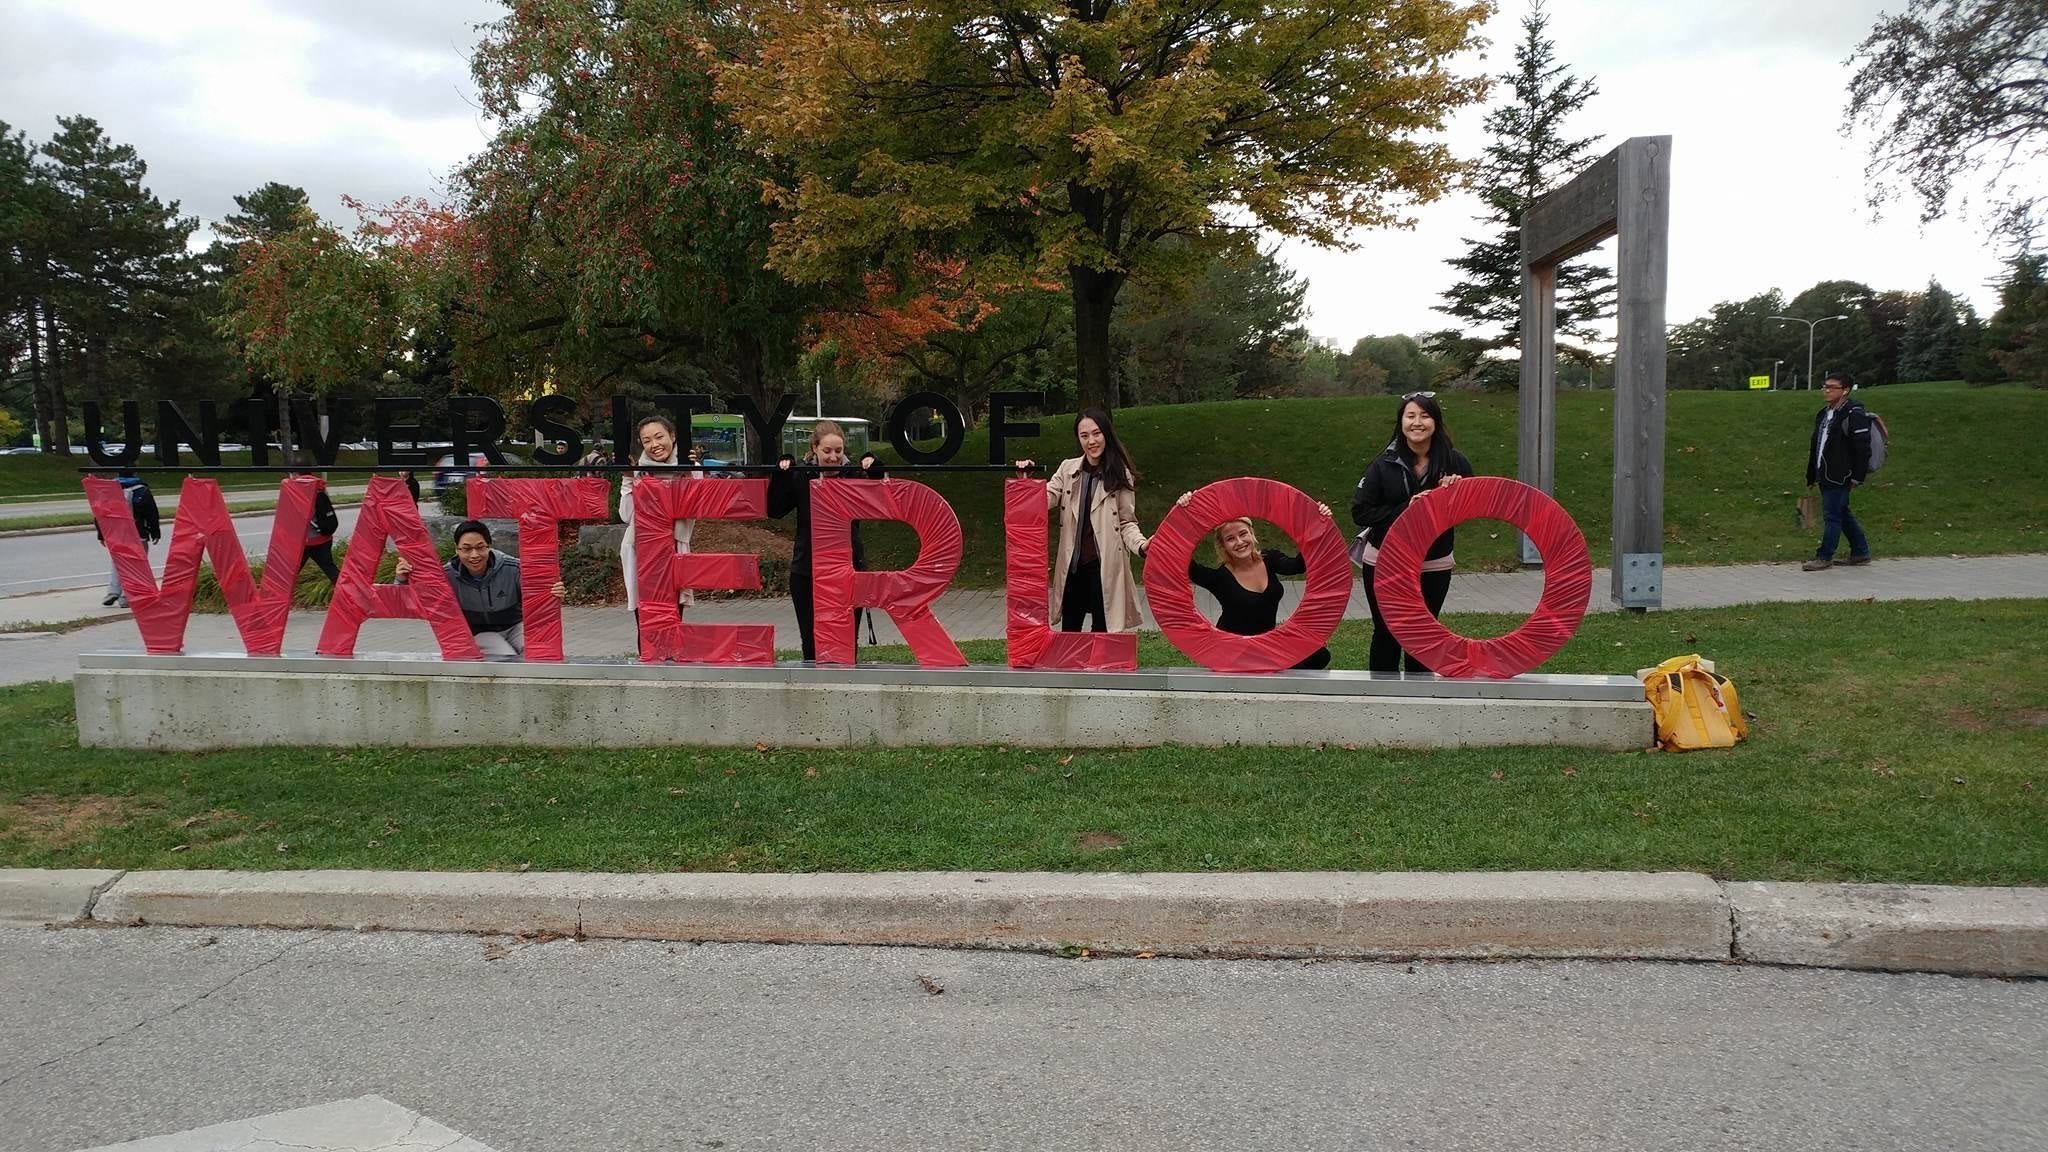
[686, 414, 872, 467]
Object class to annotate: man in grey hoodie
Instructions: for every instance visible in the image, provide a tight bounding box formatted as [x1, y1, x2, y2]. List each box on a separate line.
[395, 519, 565, 657]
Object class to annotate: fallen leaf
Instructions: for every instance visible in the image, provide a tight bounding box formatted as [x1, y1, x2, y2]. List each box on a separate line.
[1951, 777, 1966, 785]
[996, 746, 1008, 754]
[1490, 769, 1504, 780]
[1059, 755, 1074, 766]
[169, 843, 189, 853]
[1561, 766, 1578, 778]
[1342, 743, 1358, 751]
[1134, 952, 1157, 960]
[803, 767, 819, 779]
[517, 862, 531, 873]
[276, 842, 290, 853]
[731, 800, 741, 810]
[754, 742, 770, 753]
[667, 787, 686, 796]
[916, 974, 944, 996]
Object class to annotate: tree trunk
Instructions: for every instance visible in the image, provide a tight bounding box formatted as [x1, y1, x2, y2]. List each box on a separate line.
[43, 302, 70, 453]
[25, 299, 54, 452]
[731, 331, 776, 463]
[1071, 265, 1122, 413]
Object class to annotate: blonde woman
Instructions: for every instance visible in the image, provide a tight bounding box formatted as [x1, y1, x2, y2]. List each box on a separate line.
[768, 419, 884, 661]
[1176, 492, 1334, 670]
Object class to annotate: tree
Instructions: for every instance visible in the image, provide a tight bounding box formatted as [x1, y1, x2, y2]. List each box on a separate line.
[718, 0, 1491, 411]
[1896, 279, 1965, 382]
[1347, 334, 1440, 395]
[1437, 1, 1614, 349]
[1846, 0, 2048, 245]
[446, 0, 821, 455]
[1981, 253, 2048, 385]
[1113, 243, 1309, 405]
[0, 122, 42, 441]
[34, 116, 202, 451]
[216, 214, 397, 401]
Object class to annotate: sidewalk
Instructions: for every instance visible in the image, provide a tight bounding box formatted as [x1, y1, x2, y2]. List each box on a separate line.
[3, 553, 2043, 685]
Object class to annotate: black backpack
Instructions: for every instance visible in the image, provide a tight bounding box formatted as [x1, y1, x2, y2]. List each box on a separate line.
[130, 483, 161, 544]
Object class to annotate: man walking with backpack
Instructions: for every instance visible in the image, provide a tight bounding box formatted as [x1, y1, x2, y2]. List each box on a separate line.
[1802, 371, 1874, 571]
[97, 469, 161, 607]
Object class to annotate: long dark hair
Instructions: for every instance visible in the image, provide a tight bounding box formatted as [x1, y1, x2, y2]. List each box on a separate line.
[1386, 393, 1454, 480]
[1076, 407, 1138, 493]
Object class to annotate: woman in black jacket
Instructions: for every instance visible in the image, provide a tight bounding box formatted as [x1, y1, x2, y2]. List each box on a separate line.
[1175, 491, 1335, 670]
[1350, 392, 1474, 674]
[767, 420, 884, 661]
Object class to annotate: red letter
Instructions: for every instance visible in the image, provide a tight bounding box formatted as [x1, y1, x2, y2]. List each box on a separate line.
[86, 475, 318, 656]
[317, 476, 481, 659]
[1002, 478, 1137, 671]
[1141, 478, 1351, 673]
[631, 475, 774, 664]
[809, 477, 965, 667]
[465, 476, 609, 662]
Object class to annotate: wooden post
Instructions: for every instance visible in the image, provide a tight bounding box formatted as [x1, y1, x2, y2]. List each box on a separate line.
[1517, 261, 1557, 567]
[1610, 136, 1669, 610]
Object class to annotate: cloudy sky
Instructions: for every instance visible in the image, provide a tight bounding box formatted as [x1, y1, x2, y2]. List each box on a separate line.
[2, 0, 2025, 349]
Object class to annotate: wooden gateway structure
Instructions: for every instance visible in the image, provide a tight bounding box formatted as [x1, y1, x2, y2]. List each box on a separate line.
[1518, 135, 1670, 610]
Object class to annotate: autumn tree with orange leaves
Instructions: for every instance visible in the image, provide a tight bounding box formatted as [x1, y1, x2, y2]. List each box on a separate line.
[717, 0, 1493, 412]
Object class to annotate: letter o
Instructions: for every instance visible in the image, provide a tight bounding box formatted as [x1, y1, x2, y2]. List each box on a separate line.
[1372, 476, 1592, 679]
[886, 391, 965, 465]
[1143, 478, 1351, 672]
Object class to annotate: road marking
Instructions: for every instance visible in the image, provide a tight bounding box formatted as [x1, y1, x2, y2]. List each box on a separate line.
[72, 1095, 499, 1151]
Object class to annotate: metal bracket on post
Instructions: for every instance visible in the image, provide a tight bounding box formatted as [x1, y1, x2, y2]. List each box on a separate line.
[1617, 553, 1662, 610]
[1520, 534, 1544, 567]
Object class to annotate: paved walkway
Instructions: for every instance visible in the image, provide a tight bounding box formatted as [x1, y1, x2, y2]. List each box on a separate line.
[2, 553, 2041, 685]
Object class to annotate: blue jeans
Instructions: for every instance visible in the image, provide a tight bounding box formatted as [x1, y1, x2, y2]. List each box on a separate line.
[1817, 486, 1868, 561]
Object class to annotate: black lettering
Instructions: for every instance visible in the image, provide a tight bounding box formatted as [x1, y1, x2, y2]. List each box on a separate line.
[448, 396, 507, 466]
[82, 401, 143, 468]
[985, 391, 1044, 466]
[729, 393, 797, 464]
[235, 397, 274, 466]
[374, 397, 431, 467]
[528, 395, 581, 465]
[287, 396, 342, 465]
[155, 400, 221, 467]
[610, 395, 634, 466]
[887, 391, 964, 465]
[650, 393, 712, 448]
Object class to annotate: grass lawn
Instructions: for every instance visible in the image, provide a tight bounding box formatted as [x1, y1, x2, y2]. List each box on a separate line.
[0, 493, 365, 534]
[858, 383, 2048, 583]
[2, 599, 2042, 883]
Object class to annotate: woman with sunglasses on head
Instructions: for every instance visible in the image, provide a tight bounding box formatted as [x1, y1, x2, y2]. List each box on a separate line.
[619, 414, 705, 626]
[769, 419, 885, 662]
[1351, 392, 1474, 674]
[1013, 407, 1149, 633]
[1174, 492, 1335, 670]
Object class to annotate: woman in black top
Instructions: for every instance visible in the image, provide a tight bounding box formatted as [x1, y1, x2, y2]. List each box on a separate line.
[1174, 491, 1334, 670]
[1350, 392, 1474, 674]
[767, 419, 884, 662]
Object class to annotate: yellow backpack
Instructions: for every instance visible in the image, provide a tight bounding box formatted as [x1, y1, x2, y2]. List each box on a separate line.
[1638, 655, 1748, 751]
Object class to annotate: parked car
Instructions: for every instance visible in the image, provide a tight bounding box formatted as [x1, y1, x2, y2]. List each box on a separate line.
[432, 451, 524, 496]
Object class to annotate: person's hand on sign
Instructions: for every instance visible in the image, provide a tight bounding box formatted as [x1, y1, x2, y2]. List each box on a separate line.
[777, 454, 795, 472]
[859, 452, 880, 474]
[1317, 502, 1332, 518]
[551, 580, 567, 600]
[1438, 473, 1461, 488]
[1013, 458, 1035, 473]
[393, 555, 412, 583]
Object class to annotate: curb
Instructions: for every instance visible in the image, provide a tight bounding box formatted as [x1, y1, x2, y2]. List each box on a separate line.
[3, 868, 2044, 977]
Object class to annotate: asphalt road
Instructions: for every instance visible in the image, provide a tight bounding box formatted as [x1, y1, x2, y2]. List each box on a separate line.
[0, 504, 366, 598]
[0, 484, 371, 523]
[3, 928, 2043, 1152]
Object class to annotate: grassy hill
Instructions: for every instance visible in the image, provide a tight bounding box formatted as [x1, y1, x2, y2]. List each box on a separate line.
[860, 381, 2047, 583]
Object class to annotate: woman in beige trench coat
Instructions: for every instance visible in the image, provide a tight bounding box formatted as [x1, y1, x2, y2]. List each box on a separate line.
[1016, 407, 1149, 632]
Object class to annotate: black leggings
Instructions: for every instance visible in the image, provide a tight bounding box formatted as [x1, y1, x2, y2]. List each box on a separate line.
[301, 542, 340, 584]
[1060, 560, 1107, 632]
[1360, 564, 1452, 674]
[789, 565, 862, 662]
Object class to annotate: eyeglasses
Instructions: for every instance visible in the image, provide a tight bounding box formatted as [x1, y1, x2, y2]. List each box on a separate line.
[455, 543, 492, 554]
[1401, 391, 1437, 401]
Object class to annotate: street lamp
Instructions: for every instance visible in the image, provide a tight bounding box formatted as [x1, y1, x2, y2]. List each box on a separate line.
[1768, 314, 1850, 390]
[1773, 358, 1784, 390]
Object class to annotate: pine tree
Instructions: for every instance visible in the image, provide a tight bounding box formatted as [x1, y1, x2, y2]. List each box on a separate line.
[1438, 0, 1615, 350]
[1896, 279, 1964, 382]
[1982, 253, 2048, 386]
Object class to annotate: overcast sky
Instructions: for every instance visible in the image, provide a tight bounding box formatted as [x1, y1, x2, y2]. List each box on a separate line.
[2, 0, 2026, 350]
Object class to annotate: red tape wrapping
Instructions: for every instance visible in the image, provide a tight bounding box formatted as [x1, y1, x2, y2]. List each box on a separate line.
[1372, 476, 1592, 678]
[465, 476, 610, 662]
[316, 476, 482, 659]
[630, 476, 773, 664]
[810, 478, 965, 667]
[87, 475, 317, 656]
[1141, 478, 1352, 672]
[1002, 478, 1137, 671]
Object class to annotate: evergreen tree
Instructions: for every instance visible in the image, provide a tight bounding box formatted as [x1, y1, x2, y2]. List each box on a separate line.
[1982, 253, 2048, 386]
[0, 122, 41, 442]
[36, 115, 201, 445]
[1113, 245, 1309, 406]
[1438, 0, 1615, 350]
[1896, 279, 1964, 382]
